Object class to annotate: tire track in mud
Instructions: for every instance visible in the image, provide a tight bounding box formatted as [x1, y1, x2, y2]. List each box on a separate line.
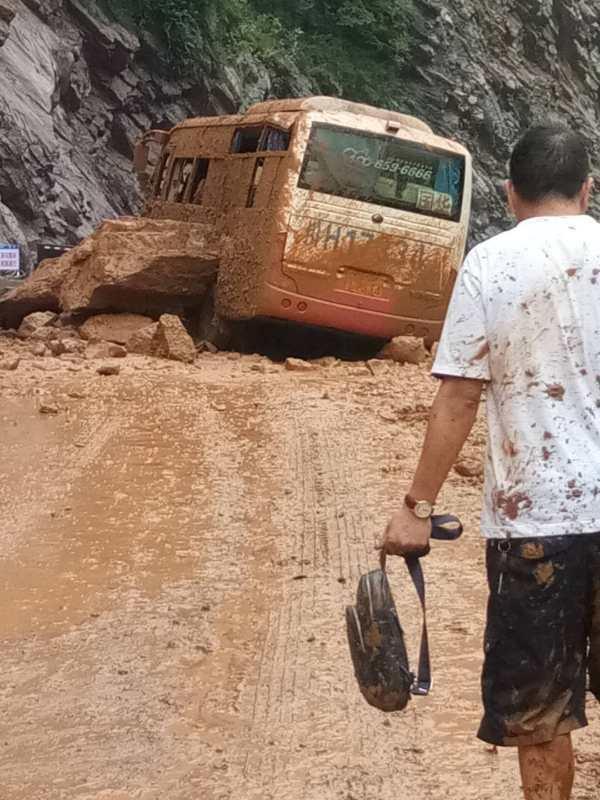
[208, 390, 418, 800]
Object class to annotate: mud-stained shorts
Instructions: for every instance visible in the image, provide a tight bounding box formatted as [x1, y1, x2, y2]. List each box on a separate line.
[478, 533, 600, 747]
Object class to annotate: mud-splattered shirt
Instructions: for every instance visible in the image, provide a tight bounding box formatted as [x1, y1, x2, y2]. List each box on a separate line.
[433, 215, 600, 538]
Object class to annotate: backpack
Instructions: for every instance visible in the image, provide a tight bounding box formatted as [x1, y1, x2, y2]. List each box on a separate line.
[346, 514, 463, 712]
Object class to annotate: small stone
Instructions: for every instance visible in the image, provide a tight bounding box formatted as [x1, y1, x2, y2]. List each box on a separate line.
[85, 341, 112, 360]
[17, 311, 57, 339]
[454, 458, 484, 478]
[39, 400, 59, 414]
[30, 342, 47, 357]
[62, 339, 83, 354]
[47, 339, 67, 356]
[154, 315, 195, 363]
[377, 336, 428, 365]
[1, 356, 20, 370]
[97, 363, 121, 376]
[108, 343, 127, 358]
[30, 326, 58, 342]
[226, 352, 242, 361]
[285, 357, 314, 372]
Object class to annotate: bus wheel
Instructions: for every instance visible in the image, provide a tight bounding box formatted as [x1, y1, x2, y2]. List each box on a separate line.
[194, 284, 233, 351]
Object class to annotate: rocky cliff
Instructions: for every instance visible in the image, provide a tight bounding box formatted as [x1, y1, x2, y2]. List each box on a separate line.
[1, 0, 599, 271]
[0, 0, 273, 271]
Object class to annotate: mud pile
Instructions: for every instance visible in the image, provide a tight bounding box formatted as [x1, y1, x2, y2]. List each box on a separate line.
[0, 217, 219, 330]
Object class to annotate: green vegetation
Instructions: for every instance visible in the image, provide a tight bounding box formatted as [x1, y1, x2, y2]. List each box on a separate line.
[106, 0, 417, 107]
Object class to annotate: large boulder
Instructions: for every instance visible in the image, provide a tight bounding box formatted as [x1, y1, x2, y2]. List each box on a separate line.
[153, 314, 195, 363]
[0, 217, 219, 328]
[59, 217, 219, 315]
[79, 312, 153, 344]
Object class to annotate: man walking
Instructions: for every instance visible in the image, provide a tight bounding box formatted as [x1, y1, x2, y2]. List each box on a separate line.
[382, 126, 600, 800]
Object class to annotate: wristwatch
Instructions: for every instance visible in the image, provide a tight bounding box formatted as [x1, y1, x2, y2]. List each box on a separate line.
[404, 494, 434, 519]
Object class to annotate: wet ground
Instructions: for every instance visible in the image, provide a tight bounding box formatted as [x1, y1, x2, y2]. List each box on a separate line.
[0, 346, 598, 799]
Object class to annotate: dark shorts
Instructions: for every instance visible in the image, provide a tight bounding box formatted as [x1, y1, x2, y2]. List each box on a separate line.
[478, 533, 600, 747]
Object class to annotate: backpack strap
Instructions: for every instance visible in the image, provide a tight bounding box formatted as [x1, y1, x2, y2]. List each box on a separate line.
[381, 514, 463, 697]
[406, 556, 431, 695]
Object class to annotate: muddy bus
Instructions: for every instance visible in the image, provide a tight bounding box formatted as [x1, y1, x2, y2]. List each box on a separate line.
[135, 97, 472, 348]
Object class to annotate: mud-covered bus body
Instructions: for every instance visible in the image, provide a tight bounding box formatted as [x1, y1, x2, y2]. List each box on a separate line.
[138, 97, 472, 342]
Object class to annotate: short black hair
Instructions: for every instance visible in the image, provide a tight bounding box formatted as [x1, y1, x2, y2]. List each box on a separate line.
[509, 125, 590, 202]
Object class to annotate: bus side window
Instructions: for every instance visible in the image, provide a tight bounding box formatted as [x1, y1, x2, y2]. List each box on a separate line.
[263, 127, 290, 152]
[188, 159, 211, 205]
[166, 158, 194, 203]
[231, 127, 263, 154]
[246, 158, 265, 208]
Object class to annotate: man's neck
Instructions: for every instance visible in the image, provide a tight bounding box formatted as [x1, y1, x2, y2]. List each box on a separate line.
[516, 198, 584, 222]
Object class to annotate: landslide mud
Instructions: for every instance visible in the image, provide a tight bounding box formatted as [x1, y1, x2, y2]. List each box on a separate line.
[0, 347, 598, 800]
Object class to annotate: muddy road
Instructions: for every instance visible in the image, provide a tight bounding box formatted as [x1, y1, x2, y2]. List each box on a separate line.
[0, 346, 598, 799]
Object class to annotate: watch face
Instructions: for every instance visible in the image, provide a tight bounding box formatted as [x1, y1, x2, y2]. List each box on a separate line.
[414, 501, 433, 519]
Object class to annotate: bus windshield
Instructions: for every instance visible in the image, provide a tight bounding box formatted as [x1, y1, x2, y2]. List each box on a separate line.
[298, 123, 465, 221]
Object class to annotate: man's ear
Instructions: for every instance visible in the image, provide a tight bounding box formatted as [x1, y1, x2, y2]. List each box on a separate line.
[505, 180, 517, 216]
[579, 177, 594, 212]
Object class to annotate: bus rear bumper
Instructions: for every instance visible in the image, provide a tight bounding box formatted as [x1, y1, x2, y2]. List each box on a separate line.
[259, 283, 443, 341]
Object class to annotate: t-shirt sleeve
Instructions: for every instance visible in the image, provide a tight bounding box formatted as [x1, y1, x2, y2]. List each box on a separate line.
[432, 249, 491, 381]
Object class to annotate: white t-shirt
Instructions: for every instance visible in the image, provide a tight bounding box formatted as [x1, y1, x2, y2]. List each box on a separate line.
[433, 215, 600, 538]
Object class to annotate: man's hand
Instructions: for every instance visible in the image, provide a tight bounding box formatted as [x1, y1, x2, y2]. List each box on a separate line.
[381, 505, 432, 558]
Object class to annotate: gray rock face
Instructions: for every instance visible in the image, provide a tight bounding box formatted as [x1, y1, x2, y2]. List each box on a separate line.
[0, 1, 270, 271]
[1, 0, 599, 269]
[0, 1, 16, 46]
[402, 0, 600, 241]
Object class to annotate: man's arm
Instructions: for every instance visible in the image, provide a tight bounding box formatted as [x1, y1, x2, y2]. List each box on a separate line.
[382, 376, 484, 557]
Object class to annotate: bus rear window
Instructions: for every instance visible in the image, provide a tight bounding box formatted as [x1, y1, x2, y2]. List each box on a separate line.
[298, 124, 465, 221]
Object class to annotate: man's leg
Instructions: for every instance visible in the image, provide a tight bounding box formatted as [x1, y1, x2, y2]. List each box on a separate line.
[477, 537, 589, 797]
[518, 734, 574, 800]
